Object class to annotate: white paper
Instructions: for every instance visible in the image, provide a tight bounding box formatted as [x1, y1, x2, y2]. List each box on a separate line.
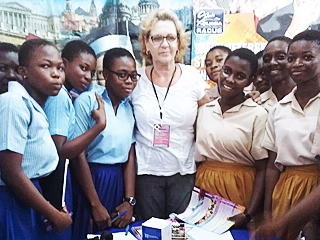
[113, 232, 137, 240]
[61, 159, 69, 208]
[176, 187, 245, 234]
[87, 232, 136, 240]
[186, 224, 234, 240]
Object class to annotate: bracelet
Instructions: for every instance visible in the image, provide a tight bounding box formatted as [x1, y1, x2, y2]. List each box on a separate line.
[243, 210, 252, 221]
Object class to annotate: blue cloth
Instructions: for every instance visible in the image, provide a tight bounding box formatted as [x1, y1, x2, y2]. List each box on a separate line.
[43, 85, 75, 240]
[0, 81, 58, 186]
[72, 163, 124, 240]
[71, 82, 103, 95]
[43, 85, 75, 140]
[73, 87, 135, 164]
[0, 179, 44, 240]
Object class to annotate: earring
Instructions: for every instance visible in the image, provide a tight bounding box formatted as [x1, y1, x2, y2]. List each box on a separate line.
[23, 76, 27, 79]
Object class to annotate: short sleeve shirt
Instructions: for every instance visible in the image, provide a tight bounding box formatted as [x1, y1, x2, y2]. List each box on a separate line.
[262, 87, 320, 171]
[0, 82, 58, 185]
[130, 64, 207, 176]
[73, 86, 135, 164]
[260, 88, 278, 114]
[43, 85, 75, 140]
[196, 98, 268, 165]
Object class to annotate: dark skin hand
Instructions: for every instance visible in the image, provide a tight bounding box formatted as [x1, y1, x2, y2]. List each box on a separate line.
[113, 144, 136, 228]
[0, 150, 72, 232]
[229, 159, 268, 229]
[71, 151, 111, 231]
[52, 93, 106, 160]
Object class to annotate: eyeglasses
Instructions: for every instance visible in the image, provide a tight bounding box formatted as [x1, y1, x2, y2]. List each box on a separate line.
[107, 69, 141, 82]
[149, 34, 178, 44]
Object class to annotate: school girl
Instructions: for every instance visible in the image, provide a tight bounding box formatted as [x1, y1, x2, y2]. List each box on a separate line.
[195, 48, 268, 228]
[205, 46, 231, 100]
[252, 51, 275, 113]
[263, 30, 320, 240]
[71, 48, 138, 240]
[0, 39, 72, 240]
[42, 40, 106, 239]
[0, 42, 20, 94]
[262, 36, 296, 102]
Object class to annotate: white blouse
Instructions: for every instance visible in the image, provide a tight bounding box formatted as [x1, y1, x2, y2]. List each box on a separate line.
[130, 64, 206, 176]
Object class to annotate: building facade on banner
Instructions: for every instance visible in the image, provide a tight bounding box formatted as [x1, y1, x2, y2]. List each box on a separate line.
[0, 2, 61, 45]
[100, 0, 160, 28]
[0, 0, 99, 45]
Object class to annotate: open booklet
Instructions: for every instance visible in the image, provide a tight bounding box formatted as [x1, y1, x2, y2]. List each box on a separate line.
[173, 187, 245, 234]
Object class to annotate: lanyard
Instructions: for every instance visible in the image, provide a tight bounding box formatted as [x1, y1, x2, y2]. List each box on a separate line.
[150, 65, 177, 122]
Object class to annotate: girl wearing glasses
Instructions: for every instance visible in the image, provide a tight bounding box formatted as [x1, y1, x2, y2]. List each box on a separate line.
[71, 48, 138, 240]
[130, 9, 210, 221]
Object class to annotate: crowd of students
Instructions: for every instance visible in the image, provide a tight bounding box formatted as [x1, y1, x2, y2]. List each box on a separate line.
[0, 8, 320, 240]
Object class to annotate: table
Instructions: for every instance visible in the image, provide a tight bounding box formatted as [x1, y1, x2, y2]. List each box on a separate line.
[107, 221, 281, 240]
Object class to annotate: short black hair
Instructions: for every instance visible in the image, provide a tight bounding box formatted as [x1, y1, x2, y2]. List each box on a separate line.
[0, 42, 19, 53]
[206, 45, 231, 57]
[62, 40, 96, 62]
[103, 48, 135, 70]
[225, 48, 258, 76]
[265, 36, 291, 49]
[256, 50, 264, 60]
[19, 39, 57, 67]
[289, 30, 320, 49]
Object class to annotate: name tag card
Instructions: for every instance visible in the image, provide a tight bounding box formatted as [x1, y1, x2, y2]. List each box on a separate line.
[153, 124, 170, 147]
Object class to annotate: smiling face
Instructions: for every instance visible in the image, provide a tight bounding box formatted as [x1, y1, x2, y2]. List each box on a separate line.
[287, 40, 320, 85]
[64, 52, 96, 92]
[103, 56, 137, 102]
[21, 45, 65, 99]
[205, 49, 229, 83]
[0, 51, 19, 94]
[146, 20, 179, 65]
[263, 40, 289, 83]
[218, 56, 252, 99]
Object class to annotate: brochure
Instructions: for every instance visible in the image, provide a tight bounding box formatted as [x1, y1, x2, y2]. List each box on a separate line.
[174, 187, 245, 234]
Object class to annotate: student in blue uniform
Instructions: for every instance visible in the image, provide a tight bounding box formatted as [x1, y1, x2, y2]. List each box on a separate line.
[71, 48, 138, 240]
[0, 39, 72, 240]
[0, 42, 20, 94]
[43, 40, 106, 239]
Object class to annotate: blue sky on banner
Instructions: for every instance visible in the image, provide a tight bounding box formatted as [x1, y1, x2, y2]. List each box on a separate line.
[1, 0, 192, 16]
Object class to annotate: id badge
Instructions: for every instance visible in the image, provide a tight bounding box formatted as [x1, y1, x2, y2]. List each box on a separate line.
[153, 124, 170, 147]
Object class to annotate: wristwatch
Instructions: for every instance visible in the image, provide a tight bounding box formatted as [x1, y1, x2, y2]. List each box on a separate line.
[123, 197, 136, 206]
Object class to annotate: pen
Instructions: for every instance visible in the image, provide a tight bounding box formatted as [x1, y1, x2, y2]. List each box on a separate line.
[111, 209, 128, 223]
[125, 224, 130, 236]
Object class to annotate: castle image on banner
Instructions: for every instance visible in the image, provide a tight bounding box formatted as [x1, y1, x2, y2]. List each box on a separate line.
[0, 0, 192, 46]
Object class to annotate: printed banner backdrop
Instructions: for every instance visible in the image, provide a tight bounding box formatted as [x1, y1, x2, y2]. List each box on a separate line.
[0, 0, 193, 67]
[1, 0, 320, 78]
[192, 12, 267, 80]
[192, 0, 320, 80]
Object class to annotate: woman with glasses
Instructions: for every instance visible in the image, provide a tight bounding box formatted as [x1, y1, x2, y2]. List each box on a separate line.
[71, 48, 138, 240]
[130, 9, 210, 221]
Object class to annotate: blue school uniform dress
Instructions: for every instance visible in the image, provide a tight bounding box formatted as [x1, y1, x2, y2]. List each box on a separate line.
[0, 81, 59, 240]
[71, 86, 135, 240]
[42, 85, 75, 240]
